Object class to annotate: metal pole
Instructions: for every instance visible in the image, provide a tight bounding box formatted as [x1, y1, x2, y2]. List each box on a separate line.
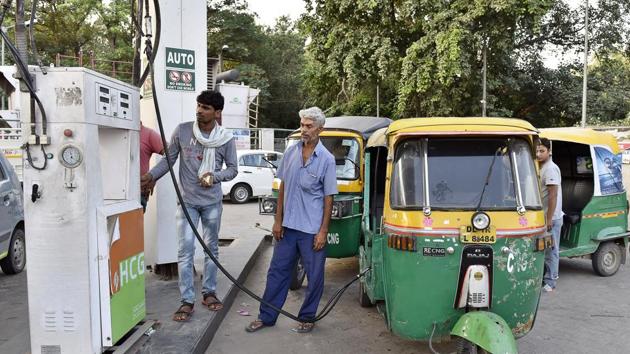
[376, 83, 380, 117]
[581, 0, 589, 127]
[482, 38, 487, 117]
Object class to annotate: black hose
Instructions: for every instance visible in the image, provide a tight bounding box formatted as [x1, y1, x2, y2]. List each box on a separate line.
[0, 26, 48, 170]
[144, 0, 365, 324]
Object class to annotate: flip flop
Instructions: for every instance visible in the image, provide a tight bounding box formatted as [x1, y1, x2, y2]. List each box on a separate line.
[173, 303, 194, 322]
[202, 293, 224, 311]
[245, 319, 269, 333]
[292, 322, 315, 333]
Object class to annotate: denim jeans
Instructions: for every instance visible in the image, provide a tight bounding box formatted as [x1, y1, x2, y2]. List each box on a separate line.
[175, 202, 222, 304]
[544, 218, 563, 288]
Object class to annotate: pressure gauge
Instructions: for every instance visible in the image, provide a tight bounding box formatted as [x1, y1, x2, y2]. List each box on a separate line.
[59, 144, 82, 168]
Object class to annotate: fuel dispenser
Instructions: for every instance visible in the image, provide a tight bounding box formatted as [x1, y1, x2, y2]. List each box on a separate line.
[23, 67, 144, 353]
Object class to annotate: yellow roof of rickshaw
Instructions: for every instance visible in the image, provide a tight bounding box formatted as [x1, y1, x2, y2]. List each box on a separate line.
[539, 127, 620, 154]
[386, 117, 538, 136]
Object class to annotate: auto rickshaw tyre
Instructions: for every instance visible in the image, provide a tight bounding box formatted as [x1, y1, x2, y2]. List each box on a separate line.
[0, 228, 26, 275]
[456, 338, 489, 354]
[230, 183, 252, 204]
[289, 258, 306, 290]
[592, 241, 623, 277]
[358, 279, 373, 307]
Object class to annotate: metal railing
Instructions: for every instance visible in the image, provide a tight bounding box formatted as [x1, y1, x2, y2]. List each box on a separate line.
[55, 51, 133, 83]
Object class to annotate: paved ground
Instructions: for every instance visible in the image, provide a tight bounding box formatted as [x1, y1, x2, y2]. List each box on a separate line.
[210, 245, 630, 354]
[0, 200, 268, 354]
[209, 164, 630, 354]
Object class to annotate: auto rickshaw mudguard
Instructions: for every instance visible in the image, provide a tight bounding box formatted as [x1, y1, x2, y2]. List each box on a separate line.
[451, 311, 517, 354]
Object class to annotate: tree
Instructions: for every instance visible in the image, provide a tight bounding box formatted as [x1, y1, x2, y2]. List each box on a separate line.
[207, 1, 306, 128]
[301, 0, 630, 125]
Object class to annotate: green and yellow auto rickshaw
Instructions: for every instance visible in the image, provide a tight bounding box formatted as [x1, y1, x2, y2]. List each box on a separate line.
[540, 128, 629, 276]
[259, 116, 392, 288]
[359, 118, 552, 353]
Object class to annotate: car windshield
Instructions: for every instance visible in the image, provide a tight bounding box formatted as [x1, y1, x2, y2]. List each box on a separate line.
[286, 136, 360, 180]
[390, 137, 541, 210]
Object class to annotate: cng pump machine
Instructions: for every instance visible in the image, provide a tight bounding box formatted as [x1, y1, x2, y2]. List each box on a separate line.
[23, 67, 145, 353]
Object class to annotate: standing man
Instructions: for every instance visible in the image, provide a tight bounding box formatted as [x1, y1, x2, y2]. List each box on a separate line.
[537, 138, 563, 293]
[141, 90, 238, 321]
[139, 122, 164, 212]
[246, 107, 337, 333]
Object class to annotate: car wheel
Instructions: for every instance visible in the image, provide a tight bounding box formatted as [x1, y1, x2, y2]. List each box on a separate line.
[230, 183, 251, 204]
[592, 241, 623, 277]
[1, 227, 26, 275]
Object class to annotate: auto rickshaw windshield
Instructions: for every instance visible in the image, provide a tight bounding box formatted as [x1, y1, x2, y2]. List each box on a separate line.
[287, 136, 361, 180]
[390, 137, 542, 210]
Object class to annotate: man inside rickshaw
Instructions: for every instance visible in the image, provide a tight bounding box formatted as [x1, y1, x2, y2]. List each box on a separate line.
[537, 138, 564, 292]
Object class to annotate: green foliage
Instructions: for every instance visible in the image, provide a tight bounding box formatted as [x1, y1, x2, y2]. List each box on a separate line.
[208, 1, 306, 128]
[302, 0, 630, 125]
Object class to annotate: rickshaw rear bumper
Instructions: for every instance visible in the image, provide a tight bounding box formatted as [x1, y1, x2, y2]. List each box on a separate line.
[451, 311, 518, 354]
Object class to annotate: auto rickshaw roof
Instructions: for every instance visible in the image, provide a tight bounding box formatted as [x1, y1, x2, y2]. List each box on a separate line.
[366, 127, 388, 148]
[290, 116, 393, 140]
[539, 127, 621, 154]
[386, 117, 538, 136]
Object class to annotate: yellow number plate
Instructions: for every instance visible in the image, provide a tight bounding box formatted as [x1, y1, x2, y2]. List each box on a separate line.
[460, 226, 496, 244]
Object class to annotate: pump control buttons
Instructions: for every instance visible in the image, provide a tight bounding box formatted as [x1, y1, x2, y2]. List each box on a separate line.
[59, 145, 82, 168]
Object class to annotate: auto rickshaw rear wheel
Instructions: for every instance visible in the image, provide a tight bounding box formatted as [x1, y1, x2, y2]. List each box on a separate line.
[456, 337, 489, 354]
[289, 258, 306, 290]
[592, 241, 623, 277]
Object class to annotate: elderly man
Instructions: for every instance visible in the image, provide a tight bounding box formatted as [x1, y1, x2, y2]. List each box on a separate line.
[246, 107, 337, 333]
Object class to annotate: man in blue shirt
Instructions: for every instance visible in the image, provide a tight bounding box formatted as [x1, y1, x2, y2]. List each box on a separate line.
[246, 107, 337, 333]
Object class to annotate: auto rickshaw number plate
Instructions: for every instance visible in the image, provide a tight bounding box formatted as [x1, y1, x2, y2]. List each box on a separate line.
[459, 226, 496, 244]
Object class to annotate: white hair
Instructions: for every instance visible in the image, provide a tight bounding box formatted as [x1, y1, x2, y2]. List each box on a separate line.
[298, 107, 326, 127]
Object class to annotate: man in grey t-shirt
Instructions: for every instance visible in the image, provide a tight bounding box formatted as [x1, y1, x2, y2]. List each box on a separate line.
[141, 90, 238, 321]
[537, 138, 563, 292]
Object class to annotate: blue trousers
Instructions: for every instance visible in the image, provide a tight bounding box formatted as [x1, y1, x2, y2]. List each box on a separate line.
[259, 227, 327, 325]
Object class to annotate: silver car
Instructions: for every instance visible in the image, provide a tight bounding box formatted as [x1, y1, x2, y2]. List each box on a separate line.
[0, 150, 24, 274]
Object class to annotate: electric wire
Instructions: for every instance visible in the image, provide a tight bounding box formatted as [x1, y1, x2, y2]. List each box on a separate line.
[144, 0, 366, 324]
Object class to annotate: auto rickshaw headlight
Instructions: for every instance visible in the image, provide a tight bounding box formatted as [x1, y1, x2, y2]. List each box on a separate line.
[332, 204, 341, 218]
[471, 211, 490, 230]
[259, 198, 277, 215]
[331, 199, 355, 219]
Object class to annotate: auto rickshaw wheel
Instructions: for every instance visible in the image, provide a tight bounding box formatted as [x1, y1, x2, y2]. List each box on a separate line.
[358, 279, 373, 307]
[456, 337, 489, 354]
[289, 258, 306, 290]
[592, 241, 623, 277]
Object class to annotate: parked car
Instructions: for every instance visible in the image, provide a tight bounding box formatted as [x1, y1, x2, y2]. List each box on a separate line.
[0, 150, 25, 274]
[222, 149, 283, 203]
[622, 149, 630, 164]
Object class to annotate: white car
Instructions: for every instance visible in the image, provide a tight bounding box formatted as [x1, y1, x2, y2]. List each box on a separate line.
[222, 149, 283, 203]
[623, 149, 630, 164]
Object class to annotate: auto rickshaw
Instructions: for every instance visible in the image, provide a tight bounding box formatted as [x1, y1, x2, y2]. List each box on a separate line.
[359, 118, 552, 353]
[259, 116, 392, 288]
[540, 128, 629, 276]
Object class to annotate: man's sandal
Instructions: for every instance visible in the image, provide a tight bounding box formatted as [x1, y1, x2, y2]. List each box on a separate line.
[292, 322, 315, 333]
[202, 293, 223, 311]
[173, 303, 194, 322]
[245, 319, 269, 333]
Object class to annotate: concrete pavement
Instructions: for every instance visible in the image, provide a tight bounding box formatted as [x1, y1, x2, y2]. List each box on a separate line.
[0, 201, 270, 354]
